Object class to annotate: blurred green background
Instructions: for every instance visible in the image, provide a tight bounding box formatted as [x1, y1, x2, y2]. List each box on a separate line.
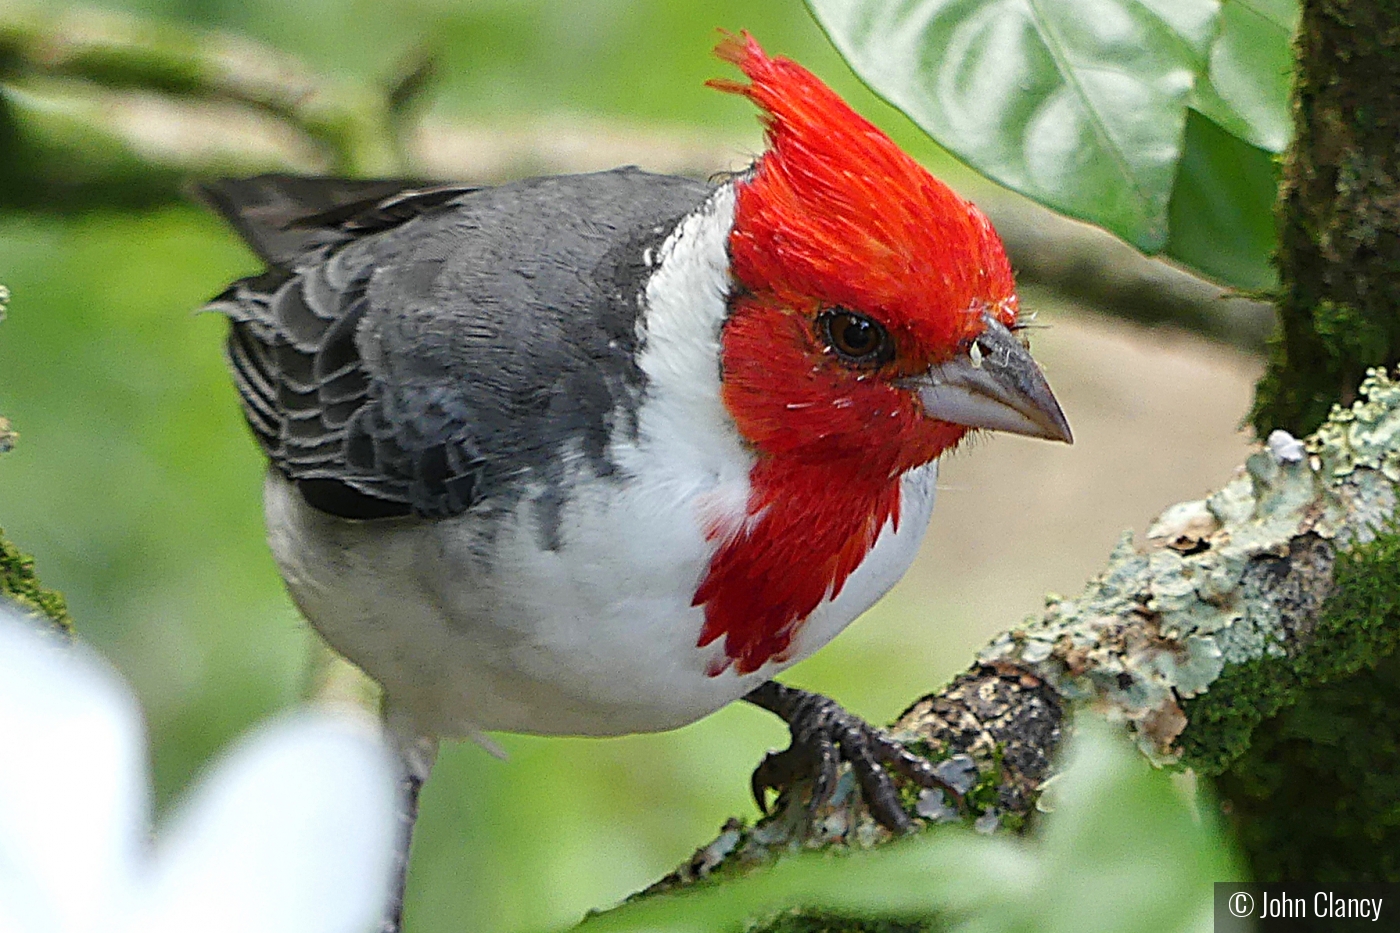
[0, 1, 1258, 929]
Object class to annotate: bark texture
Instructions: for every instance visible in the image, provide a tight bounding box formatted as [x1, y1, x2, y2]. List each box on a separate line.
[1251, 0, 1400, 436]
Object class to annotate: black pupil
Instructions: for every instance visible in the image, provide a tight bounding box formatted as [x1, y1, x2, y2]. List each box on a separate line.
[836, 316, 875, 354]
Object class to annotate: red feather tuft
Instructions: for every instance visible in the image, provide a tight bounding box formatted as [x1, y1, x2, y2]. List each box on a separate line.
[695, 459, 902, 675]
[694, 34, 1020, 676]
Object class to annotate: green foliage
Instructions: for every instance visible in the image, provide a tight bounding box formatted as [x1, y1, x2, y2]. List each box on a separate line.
[804, 0, 1217, 253]
[1191, 0, 1298, 154]
[582, 721, 1237, 933]
[1164, 111, 1280, 293]
[805, 0, 1299, 290]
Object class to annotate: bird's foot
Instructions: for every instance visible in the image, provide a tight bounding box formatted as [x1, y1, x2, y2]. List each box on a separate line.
[744, 680, 961, 834]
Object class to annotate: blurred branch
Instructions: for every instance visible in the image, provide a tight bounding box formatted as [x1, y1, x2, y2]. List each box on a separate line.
[0, 5, 427, 207]
[640, 370, 1399, 911]
[983, 195, 1276, 354]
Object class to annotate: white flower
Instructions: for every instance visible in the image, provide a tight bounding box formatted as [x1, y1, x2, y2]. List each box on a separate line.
[0, 603, 401, 933]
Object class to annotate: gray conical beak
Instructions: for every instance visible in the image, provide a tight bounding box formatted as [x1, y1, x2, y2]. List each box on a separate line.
[910, 313, 1072, 443]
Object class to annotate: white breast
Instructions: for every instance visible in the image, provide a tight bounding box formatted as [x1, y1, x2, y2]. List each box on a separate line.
[264, 183, 940, 740]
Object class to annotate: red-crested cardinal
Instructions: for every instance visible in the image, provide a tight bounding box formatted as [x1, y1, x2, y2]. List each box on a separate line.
[201, 32, 1070, 920]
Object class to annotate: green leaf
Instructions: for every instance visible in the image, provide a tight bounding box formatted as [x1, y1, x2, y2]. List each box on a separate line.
[579, 719, 1237, 933]
[1025, 718, 1234, 933]
[1190, 0, 1299, 153]
[805, 0, 1219, 253]
[1165, 109, 1280, 290]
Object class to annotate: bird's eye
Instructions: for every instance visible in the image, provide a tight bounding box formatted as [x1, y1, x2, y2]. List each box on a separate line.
[818, 309, 893, 366]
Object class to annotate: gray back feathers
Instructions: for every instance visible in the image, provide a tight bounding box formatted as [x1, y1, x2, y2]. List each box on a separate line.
[203, 169, 715, 523]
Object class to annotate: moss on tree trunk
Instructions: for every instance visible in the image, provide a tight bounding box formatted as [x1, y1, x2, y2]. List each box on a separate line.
[1251, 0, 1400, 436]
[0, 528, 71, 635]
[1230, 0, 1400, 883]
[1211, 529, 1400, 880]
[0, 286, 69, 634]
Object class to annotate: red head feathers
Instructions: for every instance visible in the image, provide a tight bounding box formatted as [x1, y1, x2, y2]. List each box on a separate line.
[710, 32, 1017, 364]
[694, 34, 1029, 675]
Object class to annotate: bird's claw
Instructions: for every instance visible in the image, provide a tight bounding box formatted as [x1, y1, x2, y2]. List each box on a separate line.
[745, 681, 963, 834]
[750, 734, 840, 818]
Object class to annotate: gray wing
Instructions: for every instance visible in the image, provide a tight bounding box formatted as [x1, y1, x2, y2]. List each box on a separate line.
[203, 169, 714, 521]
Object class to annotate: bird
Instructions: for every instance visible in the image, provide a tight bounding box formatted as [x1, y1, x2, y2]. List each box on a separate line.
[199, 31, 1070, 923]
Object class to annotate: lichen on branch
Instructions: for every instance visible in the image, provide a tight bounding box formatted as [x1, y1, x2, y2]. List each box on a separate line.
[986, 369, 1398, 773]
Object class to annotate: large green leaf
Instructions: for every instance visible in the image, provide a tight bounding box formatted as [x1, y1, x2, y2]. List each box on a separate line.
[1165, 109, 1281, 291]
[1166, 0, 1295, 291]
[1190, 0, 1299, 153]
[806, 0, 1219, 253]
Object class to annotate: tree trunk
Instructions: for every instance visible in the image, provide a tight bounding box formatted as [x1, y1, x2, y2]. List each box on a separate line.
[1224, 0, 1400, 882]
[1251, 0, 1400, 436]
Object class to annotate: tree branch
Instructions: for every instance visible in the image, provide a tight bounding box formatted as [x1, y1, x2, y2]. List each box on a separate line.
[0, 4, 423, 207]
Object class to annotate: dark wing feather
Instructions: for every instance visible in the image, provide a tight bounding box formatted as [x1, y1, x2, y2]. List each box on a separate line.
[203, 170, 714, 525]
[195, 175, 474, 267]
